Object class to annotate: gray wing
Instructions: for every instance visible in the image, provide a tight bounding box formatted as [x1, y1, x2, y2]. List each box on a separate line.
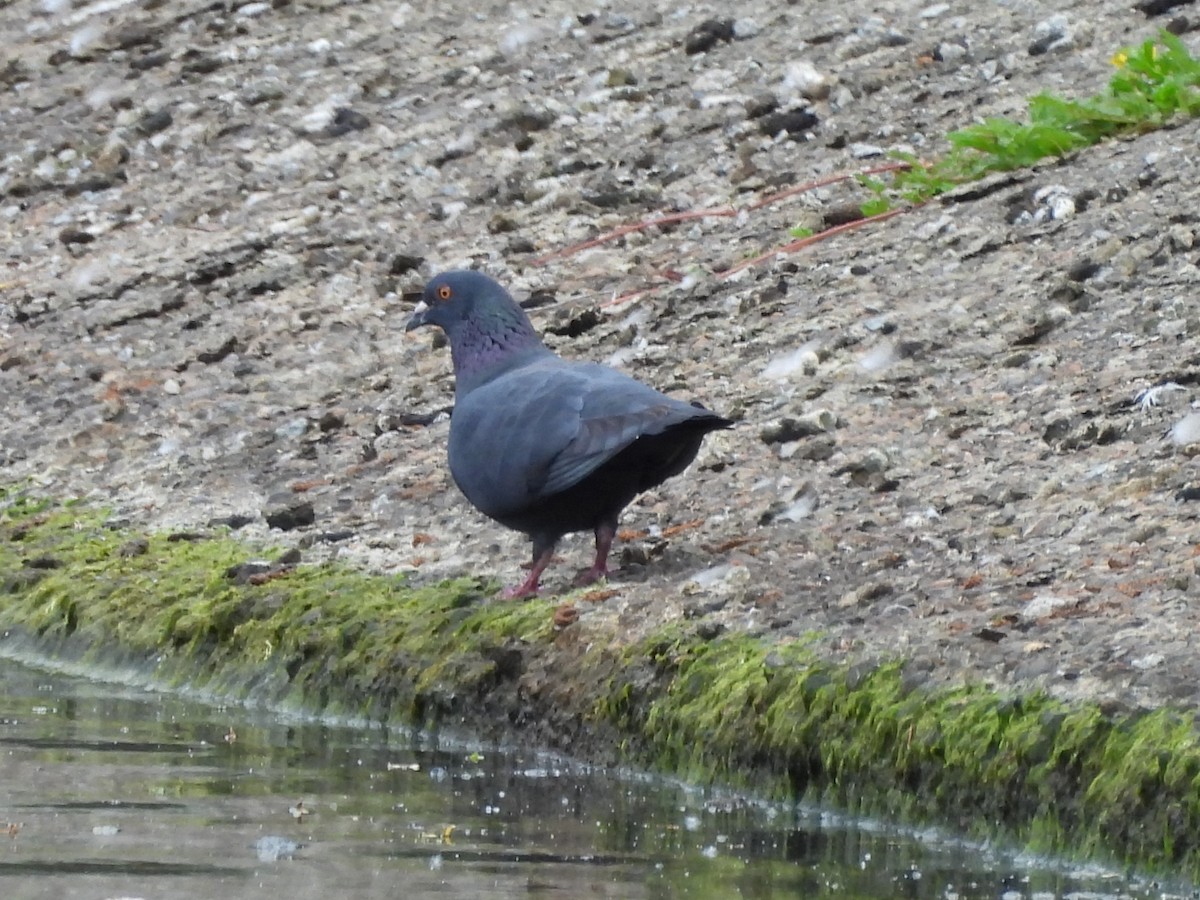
[447, 359, 703, 518]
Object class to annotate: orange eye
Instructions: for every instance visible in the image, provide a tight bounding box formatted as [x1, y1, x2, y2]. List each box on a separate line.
[437, 285, 452, 301]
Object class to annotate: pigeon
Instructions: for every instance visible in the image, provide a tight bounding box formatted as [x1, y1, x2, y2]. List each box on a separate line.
[406, 270, 732, 598]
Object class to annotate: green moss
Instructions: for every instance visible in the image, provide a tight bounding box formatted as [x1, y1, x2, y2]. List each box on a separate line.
[5, 489, 1200, 876]
[600, 630, 1200, 874]
[0, 492, 553, 724]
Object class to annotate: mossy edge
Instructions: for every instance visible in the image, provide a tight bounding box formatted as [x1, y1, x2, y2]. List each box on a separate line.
[3, 489, 1199, 877]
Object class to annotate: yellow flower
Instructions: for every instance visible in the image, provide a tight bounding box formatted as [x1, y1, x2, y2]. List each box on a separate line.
[1111, 50, 1129, 68]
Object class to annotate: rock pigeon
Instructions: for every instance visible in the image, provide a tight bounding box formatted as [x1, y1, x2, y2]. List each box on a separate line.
[406, 270, 732, 598]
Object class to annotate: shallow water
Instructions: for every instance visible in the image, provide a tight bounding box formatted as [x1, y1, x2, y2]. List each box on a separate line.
[0, 656, 1190, 900]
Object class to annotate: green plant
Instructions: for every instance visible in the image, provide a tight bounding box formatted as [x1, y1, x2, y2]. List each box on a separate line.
[856, 32, 1200, 216]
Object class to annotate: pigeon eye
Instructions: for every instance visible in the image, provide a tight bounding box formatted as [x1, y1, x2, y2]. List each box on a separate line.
[437, 285, 452, 301]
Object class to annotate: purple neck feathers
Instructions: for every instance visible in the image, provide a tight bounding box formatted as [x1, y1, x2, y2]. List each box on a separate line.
[449, 314, 549, 396]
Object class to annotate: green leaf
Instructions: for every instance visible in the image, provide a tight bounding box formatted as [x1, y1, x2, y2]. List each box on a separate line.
[860, 197, 892, 217]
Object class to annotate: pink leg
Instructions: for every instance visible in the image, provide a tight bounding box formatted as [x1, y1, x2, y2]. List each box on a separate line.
[573, 523, 616, 587]
[500, 542, 555, 599]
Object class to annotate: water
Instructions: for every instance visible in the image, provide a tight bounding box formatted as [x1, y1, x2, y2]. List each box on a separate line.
[0, 656, 1189, 900]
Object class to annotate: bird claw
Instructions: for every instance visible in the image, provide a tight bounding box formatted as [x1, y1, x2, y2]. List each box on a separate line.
[499, 582, 540, 600]
[571, 566, 608, 588]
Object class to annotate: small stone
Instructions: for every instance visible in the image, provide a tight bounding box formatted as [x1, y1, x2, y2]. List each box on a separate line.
[389, 253, 424, 275]
[197, 336, 238, 365]
[1033, 185, 1076, 221]
[781, 61, 830, 101]
[760, 412, 836, 445]
[1029, 15, 1073, 55]
[326, 107, 370, 137]
[732, 18, 760, 40]
[935, 41, 968, 65]
[605, 68, 636, 87]
[758, 108, 819, 139]
[849, 143, 885, 158]
[210, 514, 255, 530]
[1135, 0, 1190, 16]
[1166, 15, 1189, 35]
[685, 18, 734, 55]
[162, 378, 181, 395]
[1023, 594, 1076, 619]
[499, 23, 542, 56]
[226, 560, 272, 584]
[254, 835, 299, 862]
[94, 141, 129, 173]
[1170, 412, 1200, 447]
[1131, 652, 1165, 670]
[761, 344, 820, 380]
[1066, 259, 1101, 282]
[275, 418, 309, 440]
[58, 226, 94, 246]
[136, 109, 173, 136]
[118, 538, 149, 558]
[744, 93, 778, 119]
[318, 409, 345, 432]
[264, 501, 315, 531]
[859, 342, 900, 373]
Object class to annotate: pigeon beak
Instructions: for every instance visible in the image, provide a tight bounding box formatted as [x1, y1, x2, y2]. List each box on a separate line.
[405, 300, 430, 332]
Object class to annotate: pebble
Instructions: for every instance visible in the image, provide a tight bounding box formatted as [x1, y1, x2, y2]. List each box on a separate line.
[1023, 594, 1075, 619]
[1033, 185, 1076, 222]
[761, 344, 820, 380]
[781, 61, 831, 101]
[849, 143, 885, 158]
[936, 41, 969, 65]
[1170, 412, 1200, 447]
[1029, 15, 1074, 55]
[732, 19, 760, 40]
[265, 501, 316, 532]
[859, 343, 900, 373]
[778, 485, 820, 523]
[69, 22, 102, 56]
[685, 18, 734, 55]
[254, 835, 299, 862]
[499, 23, 542, 55]
[236, 2, 271, 17]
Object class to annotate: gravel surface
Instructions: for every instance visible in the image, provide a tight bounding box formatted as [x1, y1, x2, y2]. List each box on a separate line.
[3, 0, 1200, 713]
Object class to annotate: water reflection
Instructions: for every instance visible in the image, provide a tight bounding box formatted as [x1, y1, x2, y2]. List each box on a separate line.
[0, 655, 1188, 900]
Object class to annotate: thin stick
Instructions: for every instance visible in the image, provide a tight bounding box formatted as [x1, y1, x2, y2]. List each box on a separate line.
[529, 162, 914, 266]
[530, 207, 738, 265]
[718, 207, 909, 279]
[745, 161, 912, 211]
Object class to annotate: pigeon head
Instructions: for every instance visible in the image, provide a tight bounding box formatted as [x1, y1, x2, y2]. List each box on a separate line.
[406, 270, 549, 394]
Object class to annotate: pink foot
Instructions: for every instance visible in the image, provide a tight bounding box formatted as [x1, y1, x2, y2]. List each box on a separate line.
[499, 544, 554, 600]
[499, 573, 542, 602]
[572, 563, 608, 588]
[572, 523, 615, 588]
